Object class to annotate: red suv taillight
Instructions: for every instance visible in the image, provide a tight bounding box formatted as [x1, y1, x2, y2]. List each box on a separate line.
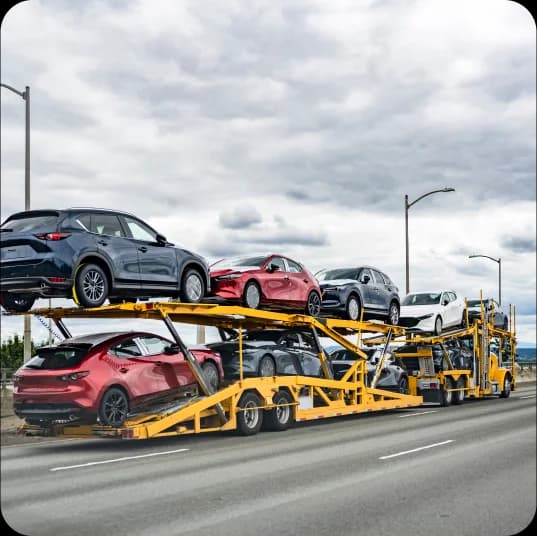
[57, 371, 90, 381]
[34, 232, 71, 241]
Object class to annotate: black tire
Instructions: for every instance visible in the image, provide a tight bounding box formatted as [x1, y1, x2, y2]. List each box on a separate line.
[461, 314, 467, 328]
[452, 378, 465, 405]
[201, 361, 220, 392]
[305, 291, 321, 317]
[388, 301, 400, 325]
[263, 390, 295, 431]
[74, 263, 109, 307]
[433, 316, 443, 336]
[1, 292, 36, 312]
[243, 281, 261, 309]
[345, 294, 361, 321]
[258, 355, 276, 377]
[398, 376, 409, 394]
[440, 378, 453, 407]
[499, 375, 512, 398]
[236, 391, 263, 436]
[180, 269, 204, 303]
[98, 387, 129, 426]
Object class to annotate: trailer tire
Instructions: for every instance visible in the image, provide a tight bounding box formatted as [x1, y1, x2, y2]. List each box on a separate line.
[263, 390, 295, 431]
[440, 378, 453, 407]
[452, 378, 465, 405]
[499, 375, 512, 398]
[236, 391, 263, 436]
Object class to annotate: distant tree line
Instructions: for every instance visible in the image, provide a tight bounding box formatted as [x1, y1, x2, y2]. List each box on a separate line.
[1, 335, 46, 370]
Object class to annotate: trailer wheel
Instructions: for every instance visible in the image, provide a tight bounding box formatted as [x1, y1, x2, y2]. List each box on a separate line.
[499, 375, 512, 398]
[263, 390, 295, 431]
[236, 391, 263, 435]
[440, 378, 453, 407]
[452, 378, 465, 405]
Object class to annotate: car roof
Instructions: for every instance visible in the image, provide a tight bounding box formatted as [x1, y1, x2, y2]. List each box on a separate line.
[406, 290, 455, 295]
[6, 207, 140, 220]
[57, 331, 167, 347]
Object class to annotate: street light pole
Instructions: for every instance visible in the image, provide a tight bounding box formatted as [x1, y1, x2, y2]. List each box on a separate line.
[468, 254, 502, 305]
[404, 187, 455, 294]
[1, 83, 31, 360]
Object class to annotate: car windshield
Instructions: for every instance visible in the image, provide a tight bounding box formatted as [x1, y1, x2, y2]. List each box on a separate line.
[23, 345, 91, 370]
[211, 255, 267, 268]
[1, 213, 59, 232]
[316, 268, 357, 281]
[402, 293, 442, 306]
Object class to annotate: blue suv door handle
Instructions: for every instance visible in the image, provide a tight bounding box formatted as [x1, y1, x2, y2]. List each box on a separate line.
[138, 246, 148, 253]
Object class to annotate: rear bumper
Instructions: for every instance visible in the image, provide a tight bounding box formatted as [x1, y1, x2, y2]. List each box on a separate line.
[0, 276, 72, 297]
[13, 402, 92, 423]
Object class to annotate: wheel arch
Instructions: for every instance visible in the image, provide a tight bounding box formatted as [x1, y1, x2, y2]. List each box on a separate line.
[74, 254, 114, 288]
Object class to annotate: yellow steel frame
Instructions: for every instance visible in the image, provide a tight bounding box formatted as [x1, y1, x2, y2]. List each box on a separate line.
[15, 302, 422, 439]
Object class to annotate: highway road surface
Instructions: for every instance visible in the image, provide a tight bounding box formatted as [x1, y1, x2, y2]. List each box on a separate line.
[2, 385, 535, 536]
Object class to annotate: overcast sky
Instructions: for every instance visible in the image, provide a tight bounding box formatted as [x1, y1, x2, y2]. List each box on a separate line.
[1, 0, 535, 346]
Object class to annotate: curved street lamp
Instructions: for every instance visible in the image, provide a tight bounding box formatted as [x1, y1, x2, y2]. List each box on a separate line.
[405, 187, 455, 294]
[1, 82, 31, 361]
[468, 254, 501, 305]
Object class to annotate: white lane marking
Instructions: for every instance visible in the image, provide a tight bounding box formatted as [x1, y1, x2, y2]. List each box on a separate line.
[397, 410, 438, 418]
[50, 448, 189, 472]
[379, 440, 454, 460]
[519, 394, 536, 399]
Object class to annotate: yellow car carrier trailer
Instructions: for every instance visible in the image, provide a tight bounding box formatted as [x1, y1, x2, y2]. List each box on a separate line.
[12, 302, 422, 440]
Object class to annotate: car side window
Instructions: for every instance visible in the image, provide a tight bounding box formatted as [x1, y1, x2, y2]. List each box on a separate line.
[381, 272, 392, 285]
[137, 336, 171, 356]
[93, 214, 125, 237]
[448, 292, 457, 302]
[286, 259, 302, 273]
[359, 268, 372, 283]
[371, 270, 384, 284]
[110, 339, 143, 358]
[74, 214, 91, 232]
[268, 257, 286, 271]
[441, 292, 450, 304]
[122, 216, 157, 242]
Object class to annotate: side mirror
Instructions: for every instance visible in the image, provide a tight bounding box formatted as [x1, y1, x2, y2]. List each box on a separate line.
[361, 274, 370, 284]
[267, 263, 280, 273]
[156, 233, 168, 245]
[164, 344, 180, 355]
[442, 299, 449, 306]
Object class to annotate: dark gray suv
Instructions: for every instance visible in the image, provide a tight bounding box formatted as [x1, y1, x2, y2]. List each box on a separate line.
[0, 208, 210, 311]
[316, 266, 400, 324]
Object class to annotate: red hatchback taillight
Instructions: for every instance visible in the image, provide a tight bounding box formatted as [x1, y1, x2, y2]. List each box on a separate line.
[34, 232, 71, 241]
[57, 371, 90, 382]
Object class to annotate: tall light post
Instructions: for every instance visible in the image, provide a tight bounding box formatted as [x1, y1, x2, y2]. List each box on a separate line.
[1, 83, 31, 360]
[468, 254, 501, 305]
[405, 187, 455, 294]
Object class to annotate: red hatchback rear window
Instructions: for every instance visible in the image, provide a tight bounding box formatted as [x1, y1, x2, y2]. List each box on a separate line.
[24, 345, 91, 370]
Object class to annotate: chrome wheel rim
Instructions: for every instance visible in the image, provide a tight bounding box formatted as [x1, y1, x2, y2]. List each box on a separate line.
[243, 401, 259, 428]
[307, 293, 321, 316]
[203, 364, 218, 391]
[348, 298, 359, 320]
[185, 273, 203, 301]
[83, 270, 105, 302]
[246, 284, 260, 308]
[103, 393, 128, 425]
[389, 304, 399, 325]
[276, 402, 290, 423]
[259, 358, 275, 376]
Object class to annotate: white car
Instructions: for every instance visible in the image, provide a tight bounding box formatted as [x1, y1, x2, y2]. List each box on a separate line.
[399, 290, 465, 335]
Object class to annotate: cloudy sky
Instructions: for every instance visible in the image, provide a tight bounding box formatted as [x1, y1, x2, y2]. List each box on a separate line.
[1, 0, 535, 346]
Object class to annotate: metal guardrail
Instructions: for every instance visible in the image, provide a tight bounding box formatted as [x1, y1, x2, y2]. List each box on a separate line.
[518, 360, 535, 371]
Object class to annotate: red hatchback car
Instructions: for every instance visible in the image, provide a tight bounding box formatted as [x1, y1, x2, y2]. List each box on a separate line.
[210, 253, 322, 316]
[13, 331, 223, 427]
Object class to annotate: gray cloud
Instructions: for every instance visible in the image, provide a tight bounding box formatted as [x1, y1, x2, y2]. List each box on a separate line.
[501, 236, 536, 253]
[219, 206, 262, 229]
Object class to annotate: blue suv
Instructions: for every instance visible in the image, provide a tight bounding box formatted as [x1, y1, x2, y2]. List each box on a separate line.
[0, 208, 210, 311]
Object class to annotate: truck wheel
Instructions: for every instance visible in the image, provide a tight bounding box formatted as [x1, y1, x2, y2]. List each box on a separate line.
[452, 378, 465, 405]
[499, 376, 512, 398]
[236, 391, 263, 435]
[440, 378, 453, 407]
[263, 390, 295, 431]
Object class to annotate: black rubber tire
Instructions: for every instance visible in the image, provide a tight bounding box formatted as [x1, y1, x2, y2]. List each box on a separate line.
[180, 269, 204, 303]
[236, 391, 263, 436]
[243, 281, 261, 309]
[201, 361, 220, 393]
[1, 292, 36, 312]
[499, 375, 512, 398]
[452, 378, 465, 405]
[75, 263, 109, 307]
[258, 355, 276, 377]
[440, 378, 453, 407]
[305, 291, 321, 317]
[98, 387, 129, 426]
[388, 301, 400, 325]
[460, 314, 467, 328]
[345, 294, 361, 321]
[398, 376, 409, 394]
[433, 316, 443, 336]
[263, 390, 295, 431]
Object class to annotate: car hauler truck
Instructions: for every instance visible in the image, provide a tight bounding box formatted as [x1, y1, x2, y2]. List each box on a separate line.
[10, 302, 423, 440]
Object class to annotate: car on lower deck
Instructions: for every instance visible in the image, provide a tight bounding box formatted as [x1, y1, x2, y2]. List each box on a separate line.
[315, 266, 400, 324]
[0, 208, 210, 311]
[328, 347, 409, 393]
[207, 329, 324, 379]
[12, 331, 223, 427]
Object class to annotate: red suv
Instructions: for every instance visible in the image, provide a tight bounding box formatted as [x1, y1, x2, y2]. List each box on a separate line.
[210, 253, 321, 316]
[13, 331, 223, 427]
